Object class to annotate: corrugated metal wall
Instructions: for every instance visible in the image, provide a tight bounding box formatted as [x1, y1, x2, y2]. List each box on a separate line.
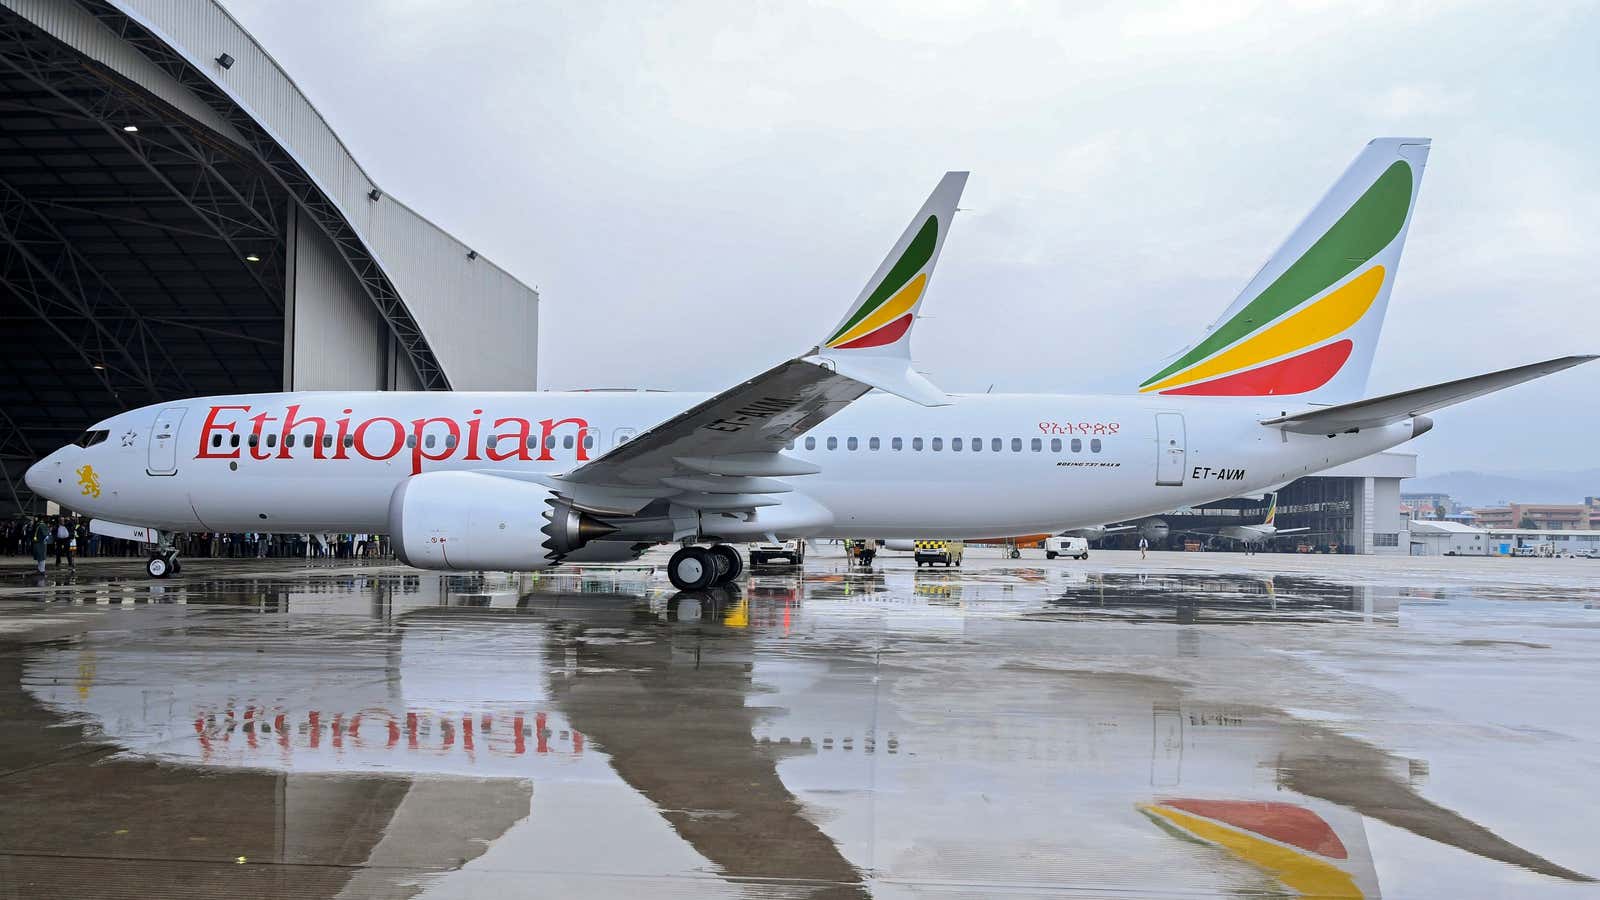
[288, 209, 390, 391]
[9, 0, 541, 391]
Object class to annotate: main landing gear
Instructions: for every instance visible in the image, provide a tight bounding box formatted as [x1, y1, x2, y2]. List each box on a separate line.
[667, 544, 744, 591]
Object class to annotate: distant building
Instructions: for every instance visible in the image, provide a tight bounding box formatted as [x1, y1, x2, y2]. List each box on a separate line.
[1470, 503, 1592, 531]
[1409, 520, 1489, 556]
[1400, 491, 1458, 520]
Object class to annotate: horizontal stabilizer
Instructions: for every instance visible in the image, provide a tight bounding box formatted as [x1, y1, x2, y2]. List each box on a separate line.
[1262, 355, 1596, 434]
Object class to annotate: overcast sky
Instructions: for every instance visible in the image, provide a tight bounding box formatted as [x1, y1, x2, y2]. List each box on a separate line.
[224, 0, 1599, 474]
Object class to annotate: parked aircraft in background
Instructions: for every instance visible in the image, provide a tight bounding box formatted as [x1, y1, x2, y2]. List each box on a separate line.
[1171, 493, 1310, 548]
[26, 138, 1594, 588]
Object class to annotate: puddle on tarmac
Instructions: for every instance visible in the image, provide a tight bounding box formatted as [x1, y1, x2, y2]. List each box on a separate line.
[1, 551, 1597, 897]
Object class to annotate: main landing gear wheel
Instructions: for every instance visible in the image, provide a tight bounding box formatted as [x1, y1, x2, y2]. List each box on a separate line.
[668, 546, 718, 591]
[708, 544, 743, 586]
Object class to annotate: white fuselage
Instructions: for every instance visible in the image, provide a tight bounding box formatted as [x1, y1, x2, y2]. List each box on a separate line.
[28, 390, 1421, 541]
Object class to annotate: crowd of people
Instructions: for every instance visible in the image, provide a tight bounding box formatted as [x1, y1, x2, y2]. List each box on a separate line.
[2, 516, 391, 573]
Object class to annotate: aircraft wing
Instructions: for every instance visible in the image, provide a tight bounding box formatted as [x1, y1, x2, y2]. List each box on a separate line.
[1261, 355, 1595, 435]
[1274, 527, 1311, 535]
[553, 172, 967, 514]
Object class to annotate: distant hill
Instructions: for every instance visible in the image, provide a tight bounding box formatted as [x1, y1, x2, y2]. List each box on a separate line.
[1407, 469, 1600, 507]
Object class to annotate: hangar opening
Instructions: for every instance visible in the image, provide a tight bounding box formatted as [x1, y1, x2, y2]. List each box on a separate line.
[0, 0, 540, 515]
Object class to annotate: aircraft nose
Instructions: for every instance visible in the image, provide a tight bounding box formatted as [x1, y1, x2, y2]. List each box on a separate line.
[23, 453, 60, 499]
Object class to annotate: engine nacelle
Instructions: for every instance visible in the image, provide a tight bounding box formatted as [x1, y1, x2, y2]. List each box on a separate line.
[389, 472, 615, 571]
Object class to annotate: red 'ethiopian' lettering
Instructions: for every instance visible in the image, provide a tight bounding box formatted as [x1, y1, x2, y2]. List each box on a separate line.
[410, 416, 461, 476]
[197, 405, 249, 459]
[354, 417, 405, 460]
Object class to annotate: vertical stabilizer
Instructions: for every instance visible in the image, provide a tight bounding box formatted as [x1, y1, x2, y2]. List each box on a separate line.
[1140, 138, 1430, 402]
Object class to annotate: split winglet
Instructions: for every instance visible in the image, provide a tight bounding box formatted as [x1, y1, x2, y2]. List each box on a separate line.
[806, 170, 968, 407]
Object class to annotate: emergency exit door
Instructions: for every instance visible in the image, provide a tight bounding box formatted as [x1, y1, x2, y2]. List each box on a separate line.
[1155, 413, 1185, 486]
[147, 406, 187, 475]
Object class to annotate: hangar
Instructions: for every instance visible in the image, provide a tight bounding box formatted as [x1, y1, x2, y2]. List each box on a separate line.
[0, 0, 540, 515]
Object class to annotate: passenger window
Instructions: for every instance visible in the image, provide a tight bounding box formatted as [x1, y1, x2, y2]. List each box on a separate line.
[563, 435, 574, 449]
[805, 437, 816, 450]
[991, 438, 1001, 452]
[1012, 437, 1022, 452]
[1051, 438, 1062, 452]
[1031, 438, 1041, 452]
[445, 434, 457, 449]
[847, 437, 858, 450]
[343, 435, 354, 448]
[545, 435, 557, 450]
[323, 435, 333, 449]
[869, 437, 880, 450]
[230, 434, 240, 448]
[425, 434, 436, 449]
[972, 437, 982, 452]
[405, 435, 417, 448]
[286, 434, 296, 448]
[892, 437, 903, 451]
[526, 436, 537, 449]
[912, 437, 924, 451]
[583, 434, 595, 450]
[1071, 438, 1082, 452]
[212, 433, 222, 448]
[827, 436, 838, 450]
[952, 438, 963, 451]
[248, 434, 258, 448]
[1090, 438, 1102, 453]
[931, 437, 943, 451]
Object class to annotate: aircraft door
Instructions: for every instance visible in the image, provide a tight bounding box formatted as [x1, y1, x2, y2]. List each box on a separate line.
[147, 406, 187, 475]
[1155, 413, 1185, 486]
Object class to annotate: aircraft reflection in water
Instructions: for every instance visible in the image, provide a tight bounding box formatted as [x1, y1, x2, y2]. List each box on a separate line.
[21, 568, 1593, 897]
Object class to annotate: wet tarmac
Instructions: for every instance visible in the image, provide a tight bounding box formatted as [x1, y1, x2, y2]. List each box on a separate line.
[1, 547, 1597, 898]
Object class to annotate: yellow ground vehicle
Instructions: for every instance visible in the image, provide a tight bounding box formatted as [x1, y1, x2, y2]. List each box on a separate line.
[914, 540, 964, 567]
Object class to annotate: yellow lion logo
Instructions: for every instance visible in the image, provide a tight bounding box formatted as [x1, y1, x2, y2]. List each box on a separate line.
[76, 464, 101, 499]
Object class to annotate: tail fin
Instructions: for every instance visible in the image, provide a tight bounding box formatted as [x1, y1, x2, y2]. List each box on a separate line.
[1264, 493, 1278, 526]
[1140, 138, 1430, 402]
[809, 171, 967, 406]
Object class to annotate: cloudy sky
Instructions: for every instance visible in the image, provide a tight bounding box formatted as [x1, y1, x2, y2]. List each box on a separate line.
[224, 0, 1599, 473]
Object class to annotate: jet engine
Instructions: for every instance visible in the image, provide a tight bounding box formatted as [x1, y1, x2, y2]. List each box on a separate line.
[1139, 519, 1170, 544]
[389, 471, 615, 571]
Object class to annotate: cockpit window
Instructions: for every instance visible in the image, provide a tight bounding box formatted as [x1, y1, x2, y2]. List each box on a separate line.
[74, 429, 109, 448]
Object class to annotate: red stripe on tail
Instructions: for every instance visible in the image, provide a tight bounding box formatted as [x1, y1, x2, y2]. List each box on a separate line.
[1159, 341, 1352, 396]
[833, 314, 913, 350]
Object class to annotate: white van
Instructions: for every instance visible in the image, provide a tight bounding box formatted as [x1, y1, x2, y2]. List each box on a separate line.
[1044, 535, 1089, 560]
[749, 539, 805, 566]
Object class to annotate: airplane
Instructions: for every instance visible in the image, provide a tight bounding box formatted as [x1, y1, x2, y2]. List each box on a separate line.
[24, 137, 1596, 590]
[1171, 492, 1310, 550]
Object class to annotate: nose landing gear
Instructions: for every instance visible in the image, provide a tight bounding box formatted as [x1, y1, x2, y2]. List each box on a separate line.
[145, 543, 180, 579]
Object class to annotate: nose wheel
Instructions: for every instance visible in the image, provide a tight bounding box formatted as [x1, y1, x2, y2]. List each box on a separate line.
[146, 550, 180, 579]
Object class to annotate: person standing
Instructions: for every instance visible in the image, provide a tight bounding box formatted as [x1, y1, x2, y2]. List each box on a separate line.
[53, 518, 69, 566]
[32, 518, 49, 574]
[1138, 535, 1149, 560]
